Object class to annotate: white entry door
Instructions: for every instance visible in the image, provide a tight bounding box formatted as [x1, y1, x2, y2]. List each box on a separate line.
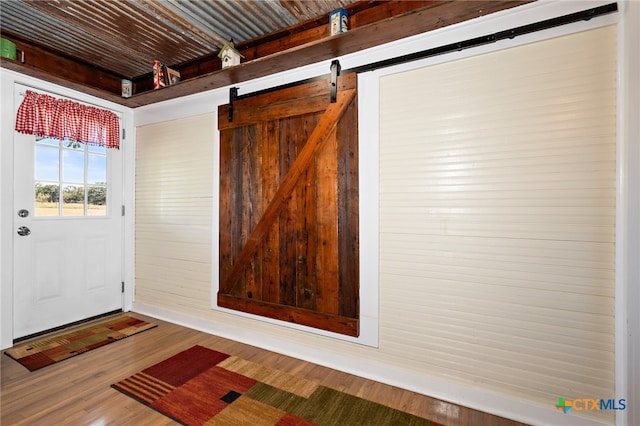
[12, 85, 123, 339]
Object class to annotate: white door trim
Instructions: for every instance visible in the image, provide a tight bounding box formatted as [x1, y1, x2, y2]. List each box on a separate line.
[0, 71, 133, 349]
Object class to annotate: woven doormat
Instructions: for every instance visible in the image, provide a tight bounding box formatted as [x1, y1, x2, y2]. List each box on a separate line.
[5, 315, 156, 371]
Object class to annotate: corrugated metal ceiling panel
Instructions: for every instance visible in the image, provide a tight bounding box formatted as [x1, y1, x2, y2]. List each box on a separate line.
[0, 0, 359, 78]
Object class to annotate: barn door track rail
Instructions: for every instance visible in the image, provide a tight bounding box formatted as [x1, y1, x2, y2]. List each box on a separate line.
[346, 2, 617, 74]
[226, 2, 617, 121]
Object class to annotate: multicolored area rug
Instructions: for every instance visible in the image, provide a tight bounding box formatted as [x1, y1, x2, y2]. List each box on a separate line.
[4, 315, 156, 371]
[112, 345, 445, 426]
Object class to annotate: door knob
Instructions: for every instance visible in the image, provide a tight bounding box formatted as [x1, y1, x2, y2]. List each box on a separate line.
[17, 226, 31, 236]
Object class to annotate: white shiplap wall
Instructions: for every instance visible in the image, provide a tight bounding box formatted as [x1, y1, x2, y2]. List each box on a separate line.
[379, 25, 617, 424]
[133, 24, 620, 426]
[135, 114, 215, 311]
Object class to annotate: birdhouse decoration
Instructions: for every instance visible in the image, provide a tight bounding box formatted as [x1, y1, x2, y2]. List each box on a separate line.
[329, 8, 348, 35]
[218, 41, 244, 69]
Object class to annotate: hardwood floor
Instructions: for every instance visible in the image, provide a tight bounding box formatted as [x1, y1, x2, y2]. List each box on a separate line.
[1, 313, 529, 425]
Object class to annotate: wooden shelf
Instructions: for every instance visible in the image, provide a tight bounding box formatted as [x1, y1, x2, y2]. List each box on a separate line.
[126, 1, 527, 108]
[2, 1, 528, 109]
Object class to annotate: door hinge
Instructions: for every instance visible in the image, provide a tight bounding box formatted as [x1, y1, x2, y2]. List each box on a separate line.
[121, 205, 125, 216]
[122, 128, 126, 140]
[121, 281, 125, 293]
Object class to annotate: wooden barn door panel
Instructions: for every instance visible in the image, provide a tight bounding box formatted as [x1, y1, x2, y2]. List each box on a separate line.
[218, 73, 359, 336]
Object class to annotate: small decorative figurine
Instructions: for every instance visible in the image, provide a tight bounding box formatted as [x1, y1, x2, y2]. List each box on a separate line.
[152, 60, 166, 89]
[121, 79, 133, 98]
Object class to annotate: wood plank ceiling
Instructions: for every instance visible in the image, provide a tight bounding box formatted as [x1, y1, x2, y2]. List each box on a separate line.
[0, 1, 530, 107]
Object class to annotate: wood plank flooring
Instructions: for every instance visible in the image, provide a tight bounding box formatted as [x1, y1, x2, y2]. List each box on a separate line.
[1, 313, 529, 426]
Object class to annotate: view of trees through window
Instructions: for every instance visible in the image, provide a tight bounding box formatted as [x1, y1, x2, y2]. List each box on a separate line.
[34, 137, 108, 216]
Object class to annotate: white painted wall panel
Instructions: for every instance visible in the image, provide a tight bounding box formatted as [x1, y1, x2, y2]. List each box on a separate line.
[379, 26, 616, 424]
[135, 113, 215, 312]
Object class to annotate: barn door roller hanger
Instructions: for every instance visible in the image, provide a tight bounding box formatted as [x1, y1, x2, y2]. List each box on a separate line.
[228, 59, 342, 122]
[330, 59, 341, 103]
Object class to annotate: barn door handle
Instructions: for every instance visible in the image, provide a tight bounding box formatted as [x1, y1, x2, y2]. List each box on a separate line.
[17, 226, 31, 236]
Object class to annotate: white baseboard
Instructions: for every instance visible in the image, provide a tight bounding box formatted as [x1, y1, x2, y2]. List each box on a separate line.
[132, 302, 609, 426]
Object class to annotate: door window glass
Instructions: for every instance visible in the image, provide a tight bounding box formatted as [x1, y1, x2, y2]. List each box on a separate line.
[34, 137, 108, 216]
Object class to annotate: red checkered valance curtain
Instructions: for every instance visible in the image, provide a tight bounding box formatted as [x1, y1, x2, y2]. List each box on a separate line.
[15, 90, 120, 150]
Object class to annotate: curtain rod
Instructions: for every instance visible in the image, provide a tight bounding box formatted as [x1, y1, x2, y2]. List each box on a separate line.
[233, 2, 617, 102]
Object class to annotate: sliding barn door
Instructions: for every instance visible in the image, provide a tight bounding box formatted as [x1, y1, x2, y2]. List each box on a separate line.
[218, 73, 359, 336]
